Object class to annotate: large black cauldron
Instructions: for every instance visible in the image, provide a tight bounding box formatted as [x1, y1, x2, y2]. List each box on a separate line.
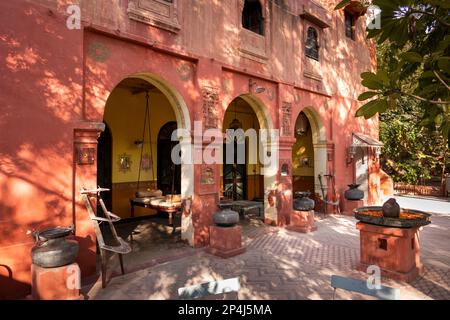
[344, 184, 364, 200]
[293, 192, 315, 211]
[31, 226, 79, 268]
[213, 203, 239, 227]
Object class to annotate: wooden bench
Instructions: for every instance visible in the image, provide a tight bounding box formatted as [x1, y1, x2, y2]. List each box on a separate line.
[178, 277, 240, 300]
[331, 275, 400, 300]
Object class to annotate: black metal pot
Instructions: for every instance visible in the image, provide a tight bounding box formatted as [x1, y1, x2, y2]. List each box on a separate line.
[213, 203, 239, 227]
[293, 192, 315, 211]
[382, 198, 401, 218]
[31, 226, 79, 268]
[344, 184, 364, 200]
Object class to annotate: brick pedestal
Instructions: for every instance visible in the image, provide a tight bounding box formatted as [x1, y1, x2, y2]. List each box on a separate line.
[286, 210, 317, 233]
[207, 225, 245, 258]
[356, 222, 423, 282]
[31, 263, 83, 300]
[341, 200, 364, 216]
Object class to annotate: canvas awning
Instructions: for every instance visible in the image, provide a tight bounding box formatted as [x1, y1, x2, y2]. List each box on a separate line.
[351, 132, 384, 148]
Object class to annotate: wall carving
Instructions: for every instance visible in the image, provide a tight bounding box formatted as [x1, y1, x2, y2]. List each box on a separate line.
[281, 102, 292, 136]
[201, 86, 219, 130]
[127, 0, 181, 33]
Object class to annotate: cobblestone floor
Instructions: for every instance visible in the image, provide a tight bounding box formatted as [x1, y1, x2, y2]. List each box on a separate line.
[85, 214, 450, 300]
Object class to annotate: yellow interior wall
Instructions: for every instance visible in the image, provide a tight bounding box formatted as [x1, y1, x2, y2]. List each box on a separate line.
[222, 99, 261, 176]
[292, 127, 314, 176]
[104, 87, 177, 184]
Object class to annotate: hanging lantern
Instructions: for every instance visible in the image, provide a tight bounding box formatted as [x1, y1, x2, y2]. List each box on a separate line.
[228, 100, 242, 130]
[295, 112, 309, 136]
[229, 118, 242, 130]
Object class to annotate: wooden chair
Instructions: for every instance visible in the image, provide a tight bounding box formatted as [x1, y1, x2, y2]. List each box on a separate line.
[178, 277, 240, 300]
[80, 187, 132, 288]
[331, 275, 400, 300]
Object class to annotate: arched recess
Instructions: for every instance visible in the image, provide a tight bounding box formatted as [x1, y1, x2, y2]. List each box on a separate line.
[108, 72, 193, 198]
[296, 106, 327, 197]
[103, 72, 194, 244]
[223, 93, 278, 224]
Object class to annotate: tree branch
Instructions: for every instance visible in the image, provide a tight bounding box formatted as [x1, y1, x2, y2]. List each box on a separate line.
[392, 89, 450, 105]
[409, 9, 450, 28]
[433, 70, 450, 91]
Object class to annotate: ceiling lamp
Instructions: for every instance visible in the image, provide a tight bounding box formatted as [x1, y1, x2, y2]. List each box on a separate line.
[228, 100, 242, 130]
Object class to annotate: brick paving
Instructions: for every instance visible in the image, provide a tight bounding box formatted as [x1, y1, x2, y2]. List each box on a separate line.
[85, 214, 450, 300]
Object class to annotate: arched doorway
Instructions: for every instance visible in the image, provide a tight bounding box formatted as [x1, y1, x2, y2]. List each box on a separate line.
[223, 97, 260, 201]
[292, 112, 315, 194]
[293, 107, 327, 200]
[99, 73, 193, 244]
[222, 94, 277, 222]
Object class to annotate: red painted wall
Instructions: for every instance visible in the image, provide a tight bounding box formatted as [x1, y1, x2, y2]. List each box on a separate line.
[0, 0, 382, 299]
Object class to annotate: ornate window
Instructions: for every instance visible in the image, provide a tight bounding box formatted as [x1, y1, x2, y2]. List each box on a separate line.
[305, 27, 319, 61]
[242, 0, 264, 36]
[345, 10, 356, 40]
[127, 0, 180, 33]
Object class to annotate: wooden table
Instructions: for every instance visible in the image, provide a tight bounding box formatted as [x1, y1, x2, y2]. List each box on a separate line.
[130, 197, 181, 230]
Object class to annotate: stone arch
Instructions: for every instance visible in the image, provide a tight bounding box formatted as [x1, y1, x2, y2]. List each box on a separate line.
[103, 72, 194, 243]
[223, 93, 278, 223]
[294, 106, 327, 197]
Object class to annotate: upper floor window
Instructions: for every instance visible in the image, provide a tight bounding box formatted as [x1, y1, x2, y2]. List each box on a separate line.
[305, 27, 319, 60]
[242, 0, 264, 36]
[345, 10, 356, 40]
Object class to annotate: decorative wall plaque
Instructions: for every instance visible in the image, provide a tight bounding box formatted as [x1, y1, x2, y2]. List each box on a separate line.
[201, 86, 219, 130]
[201, 166, 215, 185]
[141, 153, 152, 171]
[281, 102, 292, 136]
[76, 147, 95, 165]
[88, 42, 110, 62]
[118, 153, 132, 173]
[177, 63, 193, 81]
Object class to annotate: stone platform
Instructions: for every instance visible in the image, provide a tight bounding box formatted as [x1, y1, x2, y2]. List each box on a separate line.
[356, 222, 423, 282]
[286, 210, 317, 233]
[31, 262, 83, 300]
[207, 225, 246, 258]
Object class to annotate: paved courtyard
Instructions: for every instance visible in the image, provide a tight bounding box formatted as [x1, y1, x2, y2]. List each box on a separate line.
[83, 209, 450, 300]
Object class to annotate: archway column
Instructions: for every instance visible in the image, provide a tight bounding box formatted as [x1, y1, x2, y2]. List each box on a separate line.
[276, 137, 296, 225]
[73, 121, 105, 278]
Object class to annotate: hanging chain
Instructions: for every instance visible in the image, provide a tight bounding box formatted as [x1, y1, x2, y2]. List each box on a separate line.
[136, 92, 149, 193]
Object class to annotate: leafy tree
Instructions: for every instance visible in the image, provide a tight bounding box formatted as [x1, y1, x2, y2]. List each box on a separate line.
[335, 0, 450, 142]
[335, 0, 450, 187]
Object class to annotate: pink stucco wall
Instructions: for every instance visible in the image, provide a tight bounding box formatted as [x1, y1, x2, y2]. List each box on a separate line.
[0, 0, 382, 299]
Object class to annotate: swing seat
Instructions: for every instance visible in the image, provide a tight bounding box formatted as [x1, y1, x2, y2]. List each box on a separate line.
[136, 190, 163, 198]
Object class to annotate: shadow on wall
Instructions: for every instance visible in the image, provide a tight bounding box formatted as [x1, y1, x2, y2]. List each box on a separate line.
[0, 264, 30, 300]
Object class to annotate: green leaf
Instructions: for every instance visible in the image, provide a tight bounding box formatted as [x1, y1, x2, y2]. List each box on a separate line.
[377, 70, 390, 85]
[437, 57, 450, 74]
[362, 79, 384, 90]
[400, 52, 423, 63]
[334, 0, 351, 10]
[355, 99, 388, 119]
[358, 91, 379, 101]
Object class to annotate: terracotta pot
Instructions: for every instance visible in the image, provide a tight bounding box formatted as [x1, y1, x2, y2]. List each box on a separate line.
[344, 184, 364, 200]
[31, 226, 79, 268]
